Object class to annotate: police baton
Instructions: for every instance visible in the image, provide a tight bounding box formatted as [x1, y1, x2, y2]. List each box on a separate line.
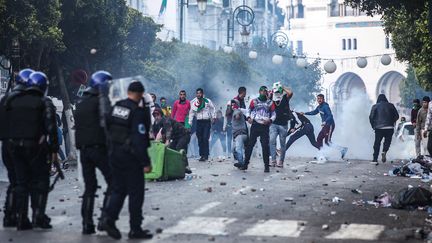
[49, 153, 65, 192]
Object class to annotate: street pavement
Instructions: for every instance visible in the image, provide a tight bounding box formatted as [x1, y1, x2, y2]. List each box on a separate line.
[0, 156, 430, 243]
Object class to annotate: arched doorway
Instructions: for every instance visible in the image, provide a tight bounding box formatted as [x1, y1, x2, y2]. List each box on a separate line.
[332, 72, 367, 115]
[333, 72, 366, 101]
[376, 71, 404, 107]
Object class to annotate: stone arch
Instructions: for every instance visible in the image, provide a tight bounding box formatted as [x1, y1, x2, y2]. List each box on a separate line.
[333, 72, 366, 102]
[376, 71, 405, 107]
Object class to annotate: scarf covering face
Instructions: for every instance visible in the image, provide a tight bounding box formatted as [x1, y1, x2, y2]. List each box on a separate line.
[192, 97, 209, 112]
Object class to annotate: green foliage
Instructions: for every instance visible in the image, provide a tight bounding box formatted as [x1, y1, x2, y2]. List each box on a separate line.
[246, 42, 322, 106]
[0, 0, 63, 69]
[399, 65, 430, 108]
[345, 0, 432, 90]
[0, 0, 321, 107]
[143, 39, 322, 107]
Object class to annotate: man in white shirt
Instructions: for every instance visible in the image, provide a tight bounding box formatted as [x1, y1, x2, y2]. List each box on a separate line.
[188, 88, 216, 161]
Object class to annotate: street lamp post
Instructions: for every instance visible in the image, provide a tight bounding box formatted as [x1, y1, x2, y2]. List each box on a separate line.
[11, 39, 20, 74]
[179, 0, 188, 42]
[179, 0, 208, 42]
[226, 5, 255, 46]
[6, 39, 21, 92]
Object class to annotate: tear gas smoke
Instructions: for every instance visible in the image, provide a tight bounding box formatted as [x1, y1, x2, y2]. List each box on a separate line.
[287, 90, 415, 161]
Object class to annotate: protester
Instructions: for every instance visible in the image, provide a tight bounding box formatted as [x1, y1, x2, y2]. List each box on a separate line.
[150, 93, 160, 109]
[396, 116, 406, 135]
[171, 90, 190, 125]
[424, 99, 432, 156]
[187, 116, 199, 158]
[210, 110, 227, 157]
[188, 88, 216, 162]
[238, 86, 276, 173]
[55, 114, 66, 162]
[411, 99, 421, 127]
[417, 96, 430, 156]
[285, 111, 320, 151]
[160, 97, 171, 117]
[302, 94, 348, 159]
[152, 108, 192, 174]
[369, 94, 399, 163]
[229, 99, 248, 168]
[269, 84, 293, 167]
[225, 87, 247, 158]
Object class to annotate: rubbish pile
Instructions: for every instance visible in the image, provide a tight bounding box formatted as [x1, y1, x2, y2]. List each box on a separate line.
[353, 187, 432, 210]
[388, 155, 432, 182]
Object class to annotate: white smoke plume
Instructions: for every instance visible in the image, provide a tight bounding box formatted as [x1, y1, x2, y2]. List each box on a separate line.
[286, 91, 415, 161]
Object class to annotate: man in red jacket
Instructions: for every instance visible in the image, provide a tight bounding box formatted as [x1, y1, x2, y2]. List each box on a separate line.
[171, 90, 191, 126]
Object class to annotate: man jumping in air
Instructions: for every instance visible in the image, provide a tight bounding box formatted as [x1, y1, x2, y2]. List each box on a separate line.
[301, 94, 348, 159]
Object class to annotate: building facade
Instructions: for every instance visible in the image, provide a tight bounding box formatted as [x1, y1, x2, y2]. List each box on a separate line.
[284, 0, 407, 114]
[127, 0, 281, 50]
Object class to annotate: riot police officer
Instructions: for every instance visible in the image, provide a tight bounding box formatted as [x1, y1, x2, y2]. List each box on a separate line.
[98, 81, 153, 240]
[74, 71, 112, 234]
[6, 71, 58, 230]
[0, 68, 34, 227]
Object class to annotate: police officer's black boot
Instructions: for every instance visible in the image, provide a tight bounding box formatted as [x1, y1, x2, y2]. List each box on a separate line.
[32, 194, 52, 229]
[3, 188, 17, 227]
[98, 216, 121, 240]
[128, 228, 153, 239]
[81, 196, 96, 234]
[16, 195, 32, 231]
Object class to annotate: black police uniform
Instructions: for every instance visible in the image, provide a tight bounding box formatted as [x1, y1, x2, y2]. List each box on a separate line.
[102, 97, 151, 235]
[74, 88, 112, 234]
[6, 88, 58, 230]
[0, 84, 26, 227]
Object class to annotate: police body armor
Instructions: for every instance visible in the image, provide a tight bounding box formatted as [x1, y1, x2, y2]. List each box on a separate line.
[0, 85, 27, 140]
[75, 93, 107, 148]
[108, 99, 138, 144]
[7, 91, 45, 140]
[0, 95, 10, 140]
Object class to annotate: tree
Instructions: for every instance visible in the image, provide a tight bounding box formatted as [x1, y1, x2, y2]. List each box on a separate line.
[346, 0, 432, 90]
[0, 0, 63, 70]
[245, 41, 322, 106]
[399, 65, 430, 107]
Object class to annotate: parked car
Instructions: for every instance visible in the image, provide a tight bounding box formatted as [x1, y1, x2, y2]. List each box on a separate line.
[396, 122, 415, 142]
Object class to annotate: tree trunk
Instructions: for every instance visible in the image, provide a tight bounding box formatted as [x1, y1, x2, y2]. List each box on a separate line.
[55, 57, 77, 161]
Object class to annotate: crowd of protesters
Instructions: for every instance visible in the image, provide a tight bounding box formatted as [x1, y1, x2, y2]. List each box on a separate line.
[148, 83, 352, 173]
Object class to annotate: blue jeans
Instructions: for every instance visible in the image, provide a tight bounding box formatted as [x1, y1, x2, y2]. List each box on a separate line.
[270, 124, 288, 162]
[233, 134, 247, 164]
[226, 126, 233, 154]
[210, 131, 226, 156]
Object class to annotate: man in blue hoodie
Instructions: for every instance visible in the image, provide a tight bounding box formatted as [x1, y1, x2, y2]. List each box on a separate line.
[302, 94, 348, 159]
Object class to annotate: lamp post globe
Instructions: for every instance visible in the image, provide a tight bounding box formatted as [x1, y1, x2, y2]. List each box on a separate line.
[249, 50, 257, 59]
[296, 58, 307, 68]
[272, 55, 283, 65]
[223, 45, 233, 54]
[356, 57, 367, 68]
[381, 54, 392, 66]
[240, 26, 250, 46]
[324, 60, 337, 73]
[197, 0, 208, 15]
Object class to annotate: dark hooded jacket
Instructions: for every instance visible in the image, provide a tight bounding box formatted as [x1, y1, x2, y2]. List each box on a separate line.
[369, 94, 399, 129]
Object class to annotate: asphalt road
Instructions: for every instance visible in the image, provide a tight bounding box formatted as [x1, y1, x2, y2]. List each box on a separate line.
[0, 156, 430, 243]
